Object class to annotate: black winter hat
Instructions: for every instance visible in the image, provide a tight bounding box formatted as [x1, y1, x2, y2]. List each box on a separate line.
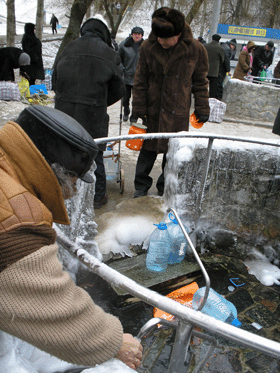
[212, 34, 221, 42]
[131, 26, 144, 35]
[229, 38, 237, 47]
[267, 40, 274, 49]
[15, 105, 99, 183]
[152, 7, 185, 38]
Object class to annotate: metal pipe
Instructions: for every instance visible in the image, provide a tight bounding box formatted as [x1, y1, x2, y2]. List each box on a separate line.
[54, 226, 280, 360]
[94, 132, 280, 148]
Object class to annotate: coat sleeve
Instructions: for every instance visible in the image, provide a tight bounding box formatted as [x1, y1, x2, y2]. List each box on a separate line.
[107, 56, 125, 107]
[132, 44, 149, 117]
[238, 52, 250, 73]
[0, 244, 123, 367]
[223, 47, 231, 73]
[274, 61, 280, 79]
[191, 44, 210, 116]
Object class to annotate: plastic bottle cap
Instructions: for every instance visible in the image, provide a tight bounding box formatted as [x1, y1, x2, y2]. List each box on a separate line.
[231, 318, 242, 328]
[155, 222, 167, 230]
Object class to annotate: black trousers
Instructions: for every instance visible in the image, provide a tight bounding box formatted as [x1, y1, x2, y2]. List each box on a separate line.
[208, 76, 220, 99]
[217, 75, 225, 100]
[134, 147, 166, 193]
[94, 150, 107, 201]
[123, 84, 132, 111]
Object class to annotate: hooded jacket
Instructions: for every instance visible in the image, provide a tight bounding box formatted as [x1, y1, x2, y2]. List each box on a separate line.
[118, 35, 144, 85]
[21, 23, 45, 81]
[132, 24, 210, 154]
[0, 47, 26, 81]
[0, 121, 123, 366]
[233, 41, 256, 81]
[52, 19, 125, 150]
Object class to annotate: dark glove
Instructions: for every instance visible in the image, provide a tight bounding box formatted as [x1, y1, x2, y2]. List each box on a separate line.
[194, 111, 209, 123]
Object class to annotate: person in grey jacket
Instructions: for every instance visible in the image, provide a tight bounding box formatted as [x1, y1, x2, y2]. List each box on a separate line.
[118, 26, 144, 121]
[204, 34, 225, 99]
[217, 39, 236, 100]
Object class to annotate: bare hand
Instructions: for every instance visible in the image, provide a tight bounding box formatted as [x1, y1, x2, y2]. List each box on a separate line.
[115, 333, 143, 370]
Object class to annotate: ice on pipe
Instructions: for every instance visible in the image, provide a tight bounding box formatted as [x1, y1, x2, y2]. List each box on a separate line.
[244, 250, 280, 286]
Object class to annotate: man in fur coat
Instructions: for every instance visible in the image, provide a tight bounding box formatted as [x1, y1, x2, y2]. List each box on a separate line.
[0, 105, 142, 370]
[132, 7, 210, 198]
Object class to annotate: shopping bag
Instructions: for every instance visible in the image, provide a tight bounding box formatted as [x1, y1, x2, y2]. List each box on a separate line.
[0, 81, 21, 101]
[18, 77, 30, 98]
[40, 69, 53, 91]
[208, 98, 227, 123]
[29, 84, 48, 95]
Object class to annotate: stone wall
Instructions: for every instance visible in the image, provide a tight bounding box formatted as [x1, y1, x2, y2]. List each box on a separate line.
[165, 138, 280, 260]
[223, 78, 280, 122]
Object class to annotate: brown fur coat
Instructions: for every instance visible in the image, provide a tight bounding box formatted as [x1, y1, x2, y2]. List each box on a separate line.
[132, 24, 210, 154]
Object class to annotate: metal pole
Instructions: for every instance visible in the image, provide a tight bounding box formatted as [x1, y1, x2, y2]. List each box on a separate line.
[208, 0, 222, 42]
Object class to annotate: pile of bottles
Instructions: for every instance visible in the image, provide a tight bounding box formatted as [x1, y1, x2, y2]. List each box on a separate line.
[146, 214, 189, 272]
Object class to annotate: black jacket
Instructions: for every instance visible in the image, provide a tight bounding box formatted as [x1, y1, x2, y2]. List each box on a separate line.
[21, 23, 45, 81]
[252, 45, 274, 76]
[0, 47, 25, 81]
[219, 42, 231, 78]
[118, 36, 143, 85]
[52, 18, 125, 150]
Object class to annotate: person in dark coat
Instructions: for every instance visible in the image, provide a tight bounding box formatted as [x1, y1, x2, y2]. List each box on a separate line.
[21, 23, 45, 85]
[50, 13, 59, 34]
[252, 40, 274, 77]
[197, 36, 206, 44]
[118, 26, 144, 121]
[272, 106, 280, 136]
[217, 39, 236, 100]
[52, 18, 125, 209]
[273, 60, 280, 85]
[0, 47, 30, 81]
[232, 41, 256, 81]
[204, 34, 225, 99]
[132, 7, 210, 198]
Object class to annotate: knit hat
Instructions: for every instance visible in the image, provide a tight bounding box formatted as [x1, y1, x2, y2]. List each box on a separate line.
[152, 7, 185, 38]
[131, 26, 144, 35]
[18, 52, 30, 66]
[229, 38, 237, 47]
[212, 34, 221, 42]
[267, 40, 274, 49]
[15, 105, 99, 183]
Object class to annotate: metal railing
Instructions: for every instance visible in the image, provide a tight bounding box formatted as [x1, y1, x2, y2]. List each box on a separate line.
[57, 132, 280, 371]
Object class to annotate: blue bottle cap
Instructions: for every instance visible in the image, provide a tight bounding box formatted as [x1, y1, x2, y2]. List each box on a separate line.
[154, 222, 167, 230]
[231, 318, 242, 328]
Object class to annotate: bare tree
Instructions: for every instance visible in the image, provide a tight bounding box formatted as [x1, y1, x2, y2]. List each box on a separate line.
[53, 0, 93, 67]
[102, 0, 137, 36]
[6, 0, 15, 46]
[186, 0, 205, 25]
[36, 0, 44, 40]
[268, 0, 280, 28]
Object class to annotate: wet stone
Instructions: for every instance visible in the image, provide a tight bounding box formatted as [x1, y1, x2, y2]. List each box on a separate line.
[245, 353, 280, 373]
[245, 304, 278, 329]
[226, 288, 254, 314]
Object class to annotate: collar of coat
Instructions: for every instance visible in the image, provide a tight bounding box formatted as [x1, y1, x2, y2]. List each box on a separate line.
[124, 35, 144, 48]
[0, 122, 70, 225]
[147, 24, 194, 74]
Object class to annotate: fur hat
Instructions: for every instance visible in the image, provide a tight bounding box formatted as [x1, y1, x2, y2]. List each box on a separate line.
[212, 34, 221, 42]
[131, 26, 144, 35]
[18, 52, 30, 66]
[267, 40, 274, 49]
[15, 105, 99, 183]
[152, 7, 185, 38]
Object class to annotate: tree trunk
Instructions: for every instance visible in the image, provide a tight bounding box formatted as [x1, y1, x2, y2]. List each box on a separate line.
[6, 0, 16, 47]
[36, 0, 44, 41]
[199, 0, 207, 36]
[53, 0, 93, 68]
[268, 0, 280, 28]
[233, 0, 243, 25]
[186, 0, 205, 25]
[102, 0, 135, 36]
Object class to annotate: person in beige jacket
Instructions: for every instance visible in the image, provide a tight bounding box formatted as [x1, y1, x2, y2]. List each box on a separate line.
[233, 41, 256, 81]
[0, 105, 142, 370]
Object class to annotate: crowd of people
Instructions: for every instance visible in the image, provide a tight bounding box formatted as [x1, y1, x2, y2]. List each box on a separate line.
[1, 8, 280, 371]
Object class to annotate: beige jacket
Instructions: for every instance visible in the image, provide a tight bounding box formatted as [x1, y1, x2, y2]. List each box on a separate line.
[0, 122, 123, 366]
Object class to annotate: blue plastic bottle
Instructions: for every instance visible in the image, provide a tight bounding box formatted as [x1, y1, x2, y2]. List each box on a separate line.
[146, 222, 171, 272]
[192, 287, 241, 327]
[167, 214, 189, 264]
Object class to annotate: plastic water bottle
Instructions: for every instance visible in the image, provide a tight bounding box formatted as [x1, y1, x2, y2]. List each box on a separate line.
[146, 222, 171, 272]
[266, 68, 273, 82]
[192, 287, 241, 327]
[167, 214, 189, 264]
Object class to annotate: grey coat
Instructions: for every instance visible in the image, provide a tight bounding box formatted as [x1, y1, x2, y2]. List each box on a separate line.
[118, 36, 143, 86]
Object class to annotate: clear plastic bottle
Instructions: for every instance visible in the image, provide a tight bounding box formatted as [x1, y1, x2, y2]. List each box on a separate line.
[146, 222, 171, 272]
[167, 214, 189, 264]
[192, 287, 241, 327]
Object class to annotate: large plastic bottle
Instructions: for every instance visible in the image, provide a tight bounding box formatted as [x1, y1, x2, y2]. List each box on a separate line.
[192, 287, 241, 327]
[167, 214, 189, 264]
[146, 222, 171, 272]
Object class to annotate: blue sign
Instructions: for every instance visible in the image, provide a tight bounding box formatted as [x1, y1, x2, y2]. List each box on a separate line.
[217, 23, 280, 40]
